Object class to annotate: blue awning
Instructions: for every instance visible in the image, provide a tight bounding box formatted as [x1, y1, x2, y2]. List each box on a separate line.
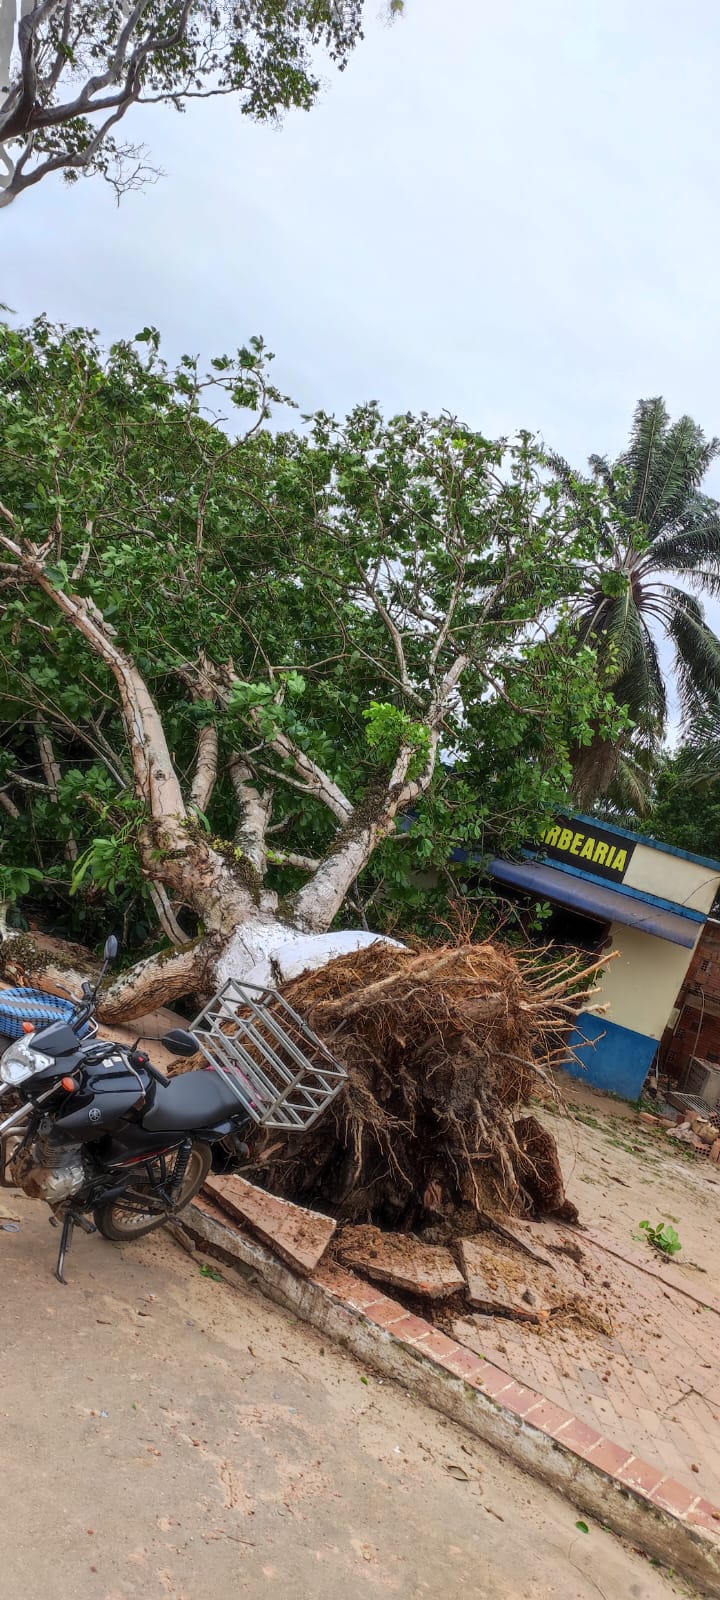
[489, 858, 699, 948]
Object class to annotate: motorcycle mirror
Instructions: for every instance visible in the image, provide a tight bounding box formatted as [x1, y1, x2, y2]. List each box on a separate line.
[104, 934, 119, 962]
[160, 1029, 199, 1058]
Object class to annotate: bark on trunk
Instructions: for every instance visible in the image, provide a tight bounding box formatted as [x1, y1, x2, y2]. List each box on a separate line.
[98, 939, 220, 1022]
[0, 919, 398, 1022]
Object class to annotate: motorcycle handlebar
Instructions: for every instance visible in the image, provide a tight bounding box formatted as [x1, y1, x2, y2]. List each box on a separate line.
[140, 1058, 171, 1091]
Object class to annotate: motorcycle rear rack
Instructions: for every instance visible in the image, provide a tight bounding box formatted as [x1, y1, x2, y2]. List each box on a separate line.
[192, 978, 347, 1132]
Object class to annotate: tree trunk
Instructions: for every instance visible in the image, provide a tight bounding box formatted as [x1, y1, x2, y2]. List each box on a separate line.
[570, 733, 620, 807]
[0, 902, 397, 1024]
[0, 543, 422, 1021]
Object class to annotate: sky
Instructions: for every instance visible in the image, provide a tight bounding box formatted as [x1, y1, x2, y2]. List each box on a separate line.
[4, 0, 720, 476]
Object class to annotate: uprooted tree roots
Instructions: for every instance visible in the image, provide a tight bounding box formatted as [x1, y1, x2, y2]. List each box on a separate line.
[245, 939, 609, 1235]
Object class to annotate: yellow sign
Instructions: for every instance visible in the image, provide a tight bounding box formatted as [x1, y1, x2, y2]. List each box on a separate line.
[538, 817, 635, 883]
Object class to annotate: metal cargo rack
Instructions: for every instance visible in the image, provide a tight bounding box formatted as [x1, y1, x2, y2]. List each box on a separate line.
[192, 977, 347, 1131]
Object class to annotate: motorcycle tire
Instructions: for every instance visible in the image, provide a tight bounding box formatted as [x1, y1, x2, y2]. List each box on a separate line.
[93, 1141, 212, 1242]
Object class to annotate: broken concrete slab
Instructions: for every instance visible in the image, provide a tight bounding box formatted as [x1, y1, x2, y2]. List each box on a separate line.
[204, 1174, 336, 1275]
[337, 1224, 466, 1301]
[458, 1237, 550, 1322]
[479, 1216, 555, 1268]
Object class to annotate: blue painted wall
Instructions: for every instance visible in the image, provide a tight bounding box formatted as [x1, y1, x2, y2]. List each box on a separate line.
[563, 1010, 658, 1100]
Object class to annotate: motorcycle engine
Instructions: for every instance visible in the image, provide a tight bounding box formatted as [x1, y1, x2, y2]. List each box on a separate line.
[11, 1139, 88, 1204]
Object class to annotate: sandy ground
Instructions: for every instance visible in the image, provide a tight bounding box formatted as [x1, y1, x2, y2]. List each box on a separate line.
[0, 1192, 693, 1600]
[542, 1075, 720, 1284]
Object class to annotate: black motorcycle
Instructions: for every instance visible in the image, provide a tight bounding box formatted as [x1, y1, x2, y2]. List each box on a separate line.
[0, 937, 251, 1282]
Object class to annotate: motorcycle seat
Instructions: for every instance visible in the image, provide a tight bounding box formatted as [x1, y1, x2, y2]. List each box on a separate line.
[141, 1070, 249, 1131]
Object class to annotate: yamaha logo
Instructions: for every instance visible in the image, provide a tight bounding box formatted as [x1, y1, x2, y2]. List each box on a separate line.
[88, 1108, 102, 1124]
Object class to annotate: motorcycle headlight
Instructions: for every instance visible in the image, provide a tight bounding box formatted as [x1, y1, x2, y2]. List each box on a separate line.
[0, 1037, 54, 1086]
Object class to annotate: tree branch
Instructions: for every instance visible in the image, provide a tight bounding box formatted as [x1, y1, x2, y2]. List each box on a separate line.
[0, 510, 187, 838]
[256, 721, 353, 824]
[354, 555, 416, 698]
[267, 849, 320, 873]
[289, 652, 467, 933]
[229, 754, 272, 875]
[147, 880, 189, 947]
[190, 723, 219, 814]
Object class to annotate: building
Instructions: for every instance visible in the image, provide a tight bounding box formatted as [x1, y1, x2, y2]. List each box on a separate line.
[489, 814, 720, 1100]
[659, 917, 720, 1089]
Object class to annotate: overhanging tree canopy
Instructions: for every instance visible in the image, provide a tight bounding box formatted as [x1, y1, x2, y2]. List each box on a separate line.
[0, 0, 400, 208]
[0, 315, 623, 1014]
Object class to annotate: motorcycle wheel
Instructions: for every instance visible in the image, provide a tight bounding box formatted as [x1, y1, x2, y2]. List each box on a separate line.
[93, 1142, 212, 1241]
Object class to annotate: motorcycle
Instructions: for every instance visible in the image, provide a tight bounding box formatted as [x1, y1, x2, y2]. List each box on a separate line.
[0, 936, 252, 1282]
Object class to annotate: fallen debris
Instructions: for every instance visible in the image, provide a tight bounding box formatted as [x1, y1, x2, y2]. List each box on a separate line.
[204, 1174, 336, 1275]
[336, 1225, 466, 1301]
[458, 1237, 550, 1323]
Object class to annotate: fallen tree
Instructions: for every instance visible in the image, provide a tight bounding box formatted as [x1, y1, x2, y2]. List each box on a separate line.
[0, 320, 624, 1014]
[245, 940, 608, 1229]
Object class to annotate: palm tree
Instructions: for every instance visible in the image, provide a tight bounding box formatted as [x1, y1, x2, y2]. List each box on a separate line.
[559, 398, 720, 807]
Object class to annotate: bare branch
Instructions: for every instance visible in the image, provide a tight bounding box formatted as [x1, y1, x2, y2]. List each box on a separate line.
[147, 880, 189, 946]
[190, 723, 219, 814]
[354, 554, 415, 697]
[289, 650, 468, 933]
[35, 719, 78, 860]
[259, 723, 353, 824]
[0, 772, 47, 795]
[0, 514, 187, 838]
[429, 562, 467, 673]
[267, 849, 320, 873]
[229, 754, 272, 875]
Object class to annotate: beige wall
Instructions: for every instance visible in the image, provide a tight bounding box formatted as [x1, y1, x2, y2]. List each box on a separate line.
[596, 921, 698, 1040]
[623, 844, 720, 914]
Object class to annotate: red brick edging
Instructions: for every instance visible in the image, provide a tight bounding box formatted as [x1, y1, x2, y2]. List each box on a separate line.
[312, 1254, 720, 1538]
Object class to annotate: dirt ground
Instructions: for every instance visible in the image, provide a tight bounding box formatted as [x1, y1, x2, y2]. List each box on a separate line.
[439, 1076, 720, 1512]
[0, 1192, 693, 1600]
[542, 1076, 720, 1280]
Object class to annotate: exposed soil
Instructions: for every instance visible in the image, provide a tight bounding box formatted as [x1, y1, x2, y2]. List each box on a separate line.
[245, 940, 604, 1229]
[540, 1076, 720, 1282]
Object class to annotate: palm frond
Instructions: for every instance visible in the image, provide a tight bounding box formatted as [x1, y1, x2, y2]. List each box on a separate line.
[608, 749, 655, 816]
[620, 397, 668, 522]
[544, 448, 590, 506]
[564, 397, 720, 793]
[574, 590, 666, 727]
[644, 418, 720, 539]
[649, 498, 720, 581]
[667, 588, 720, 718]
[588, 453, 617, 496]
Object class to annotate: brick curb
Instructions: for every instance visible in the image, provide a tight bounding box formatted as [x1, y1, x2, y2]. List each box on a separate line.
[171, 1197, 720, 1598]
